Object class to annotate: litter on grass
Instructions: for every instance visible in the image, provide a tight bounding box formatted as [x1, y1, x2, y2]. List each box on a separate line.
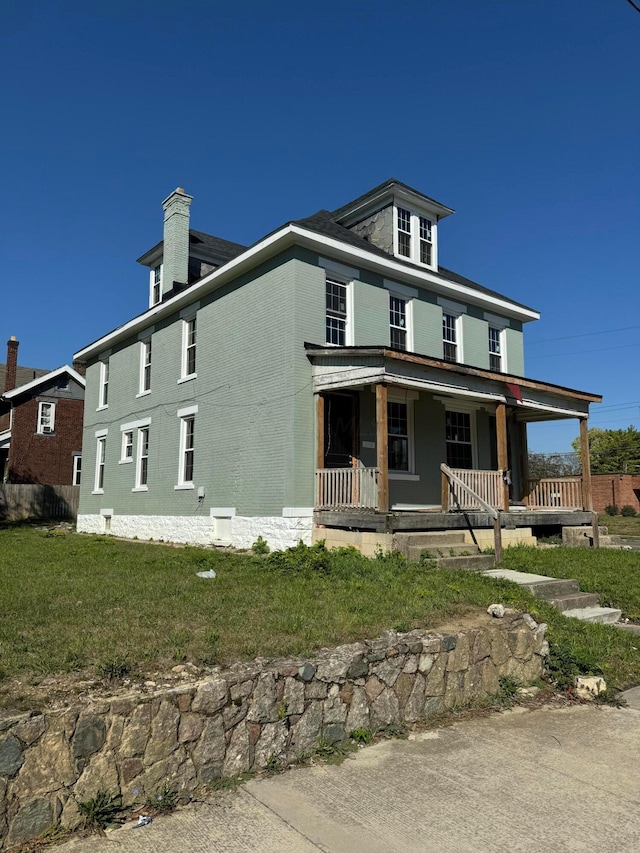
[196, 569, 216, 579]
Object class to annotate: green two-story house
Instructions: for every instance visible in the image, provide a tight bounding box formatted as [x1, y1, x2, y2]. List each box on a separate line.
[74, 180, 601, 549]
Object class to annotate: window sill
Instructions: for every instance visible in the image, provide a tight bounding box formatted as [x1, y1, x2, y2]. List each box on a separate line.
[119, 458, 133, 465]
[91, 489, 104, 495]
[96, 405, 108, 412]
[389, 472, 420, 482]
[35, 432, 55, 437]
[132, 486, 148, 492]
[177, 374, 196, 384]
[174, 483, 194, 490]
[136, 390, 151, 398]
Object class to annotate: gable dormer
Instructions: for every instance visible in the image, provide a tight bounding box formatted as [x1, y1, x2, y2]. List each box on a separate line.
[331, 178, 454, 272]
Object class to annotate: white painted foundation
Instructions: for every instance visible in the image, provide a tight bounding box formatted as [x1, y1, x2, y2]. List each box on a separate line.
[76, 512, 314, 551]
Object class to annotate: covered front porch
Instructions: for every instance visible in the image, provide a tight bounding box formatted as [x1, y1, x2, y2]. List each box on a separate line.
[307, 345, 601, 534]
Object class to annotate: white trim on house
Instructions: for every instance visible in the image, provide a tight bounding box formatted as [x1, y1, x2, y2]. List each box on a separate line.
[3, 365, 86, 399]
[177, 404, 198, 418]
[120, 417, 152, 432]
[318, 257, 360, 280]
[37, 401, 55, 434]
[74, 225, 539, 362]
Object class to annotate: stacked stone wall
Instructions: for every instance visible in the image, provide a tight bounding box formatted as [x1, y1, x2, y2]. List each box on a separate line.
[0, 613, 547, 849]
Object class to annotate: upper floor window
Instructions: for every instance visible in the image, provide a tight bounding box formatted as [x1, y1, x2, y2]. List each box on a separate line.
[135, 427, 150, 490]
[151, 264, 162, 307]
[325, 279, 348, 346]
[98, 360, 109, 408]
[140, 339, 152, 394]
[389, 295, 407, 351]
[394, 207, 437, 268]
[489, 326, 502, 372]
[37, 401, 55, 434]
[181, 317, 197, 379]
[443, 313, 459, 362]
[121, 429, 133, 463]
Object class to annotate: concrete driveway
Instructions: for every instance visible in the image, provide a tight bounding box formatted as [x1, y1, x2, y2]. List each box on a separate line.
[59, 701, 640, 853]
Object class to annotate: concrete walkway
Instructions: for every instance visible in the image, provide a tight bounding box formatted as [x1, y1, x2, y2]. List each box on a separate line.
[58, 701, 640, 853]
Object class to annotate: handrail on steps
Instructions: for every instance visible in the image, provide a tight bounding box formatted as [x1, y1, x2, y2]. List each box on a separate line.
[440, 463, 502, 564]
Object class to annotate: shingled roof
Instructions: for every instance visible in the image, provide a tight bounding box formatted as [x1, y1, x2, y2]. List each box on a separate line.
[0, 363, 49, 394]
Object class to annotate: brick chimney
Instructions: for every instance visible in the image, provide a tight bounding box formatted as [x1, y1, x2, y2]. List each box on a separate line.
[72, 360, 86, 378]
[4, 336, 19, 393]
[161, 187, 193, 299]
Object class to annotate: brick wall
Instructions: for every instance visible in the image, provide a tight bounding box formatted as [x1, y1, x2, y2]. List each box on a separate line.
[591, 474, 640, 513]
[7, 397, 84, 485]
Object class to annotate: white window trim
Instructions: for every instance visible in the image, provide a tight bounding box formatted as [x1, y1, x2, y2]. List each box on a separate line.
[387, 291, 414, 353]
[37, 401, 55, 435]
[176, 405, 197, 489]
[488, 325, 504, 373]
[138, 339, 152, 396]
[120, 430, 134, 464]
[387, 391, 417, 478]
[325, 276, 354, 347]
[72, 454, 82, 486]
[134, 426, 149, 491]
[392, 204, 438, 270]
[180, 315, 197, 381]
[92, 430, 108, 495]
[150, 263, 163, 308]
[97, 359, 109, 410]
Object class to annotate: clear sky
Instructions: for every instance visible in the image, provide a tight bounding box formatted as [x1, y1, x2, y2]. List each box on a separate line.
[1, 0, 638, 452]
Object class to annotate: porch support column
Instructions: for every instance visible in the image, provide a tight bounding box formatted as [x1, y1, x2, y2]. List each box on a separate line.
[316, 394, 325, 470]
[496, 403, 509, 511]
[579, 417, 593, 512]
[376, 383, 389, 513]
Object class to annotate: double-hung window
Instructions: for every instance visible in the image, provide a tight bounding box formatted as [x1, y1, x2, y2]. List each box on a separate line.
[176, 405, 197, 488]
[419, 217, 433, 265]
[389, 295, 407, 351]
[135, 427, 149, 490]
[151, 264, 162, 307]
[140, 339, 152, 394]
[442, 313, 458, 362]
[489, 326, 502, 372]
[72, 454, 82, 486]
[325, 279, 348, 346]
[445, 411, 474, 469]
[181, 317, 197, 379]
[394, 207, 437, 268]
[93, 430, 107, 493]
[121, 430, 133, 463]
[397, 207, 411, 258]
[388, 401, 410, 472]
[98, 359, 109, 408]
[37, 401, 55, 434]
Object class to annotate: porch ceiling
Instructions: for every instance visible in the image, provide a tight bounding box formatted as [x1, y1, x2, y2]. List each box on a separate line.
[305, 345, 601, 422]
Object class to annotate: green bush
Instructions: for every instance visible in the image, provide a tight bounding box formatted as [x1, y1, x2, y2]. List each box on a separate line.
[605, 504, 619, 516]
[252, 535, 270, 555]
[621, 505, 637, 517]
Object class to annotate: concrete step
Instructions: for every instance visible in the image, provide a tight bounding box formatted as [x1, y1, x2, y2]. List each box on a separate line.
[436, 554, 496, 571]
[546, 592, 600, 612]
[395, 531, 466, 548]
[599, 534, 624, 548]
[519, 577, 581, 599]
[407, 544, 481, 561]
[563, 606, 622, 625]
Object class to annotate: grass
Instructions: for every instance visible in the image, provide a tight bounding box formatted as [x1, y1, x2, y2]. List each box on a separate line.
[0, 525, 639, 705]
[598, 513, 640, 540]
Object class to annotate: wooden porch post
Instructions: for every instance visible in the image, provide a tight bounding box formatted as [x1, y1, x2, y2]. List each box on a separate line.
[376, 383, 389, 513]
[496, 403, 509, 511]
[579, 417, 593, 512]
[316, 394, 325, 470]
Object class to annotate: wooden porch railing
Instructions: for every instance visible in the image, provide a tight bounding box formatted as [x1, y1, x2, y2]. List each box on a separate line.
[525, 477, 583, 510]
[442, 467, 505, 511]
[315, 467, 379, 510]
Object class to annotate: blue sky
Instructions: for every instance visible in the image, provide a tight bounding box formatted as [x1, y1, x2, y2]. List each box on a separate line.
[1, 0, 638, 452]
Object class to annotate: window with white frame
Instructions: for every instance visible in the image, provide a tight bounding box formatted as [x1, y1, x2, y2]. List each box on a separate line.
[442, 313, 459, 362]
[325, 278, 348, 346]
[140, 339, 152, 393]
[94, 433, 107, 493]
[181, 317, 197, 378]
[98, 359, 109, 408]
[396, 207, 412, 258]
[445, 411, 473, 469]
[151, 264, 162, 307]
[37, 401, 55, 434]
[488, 326, 502, 372]
[388, 401, 410, 472]
[72, 454, 82, 485]
[176, 406, 197, 488]
[419, 216, 433, 265]
[121, 430, 133, 463]
[135, 427, 149, 489]
[389, 295, 407, 350]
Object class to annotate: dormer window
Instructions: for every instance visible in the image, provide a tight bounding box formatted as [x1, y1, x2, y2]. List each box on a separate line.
[150, 264, 162, 307]
[393, 206, 437, 268]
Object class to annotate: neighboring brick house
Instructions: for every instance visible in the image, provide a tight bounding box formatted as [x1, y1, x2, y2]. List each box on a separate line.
[74, 180, 601, 548]
[0, 337, 86, 485]
[592, 474, 640, 514]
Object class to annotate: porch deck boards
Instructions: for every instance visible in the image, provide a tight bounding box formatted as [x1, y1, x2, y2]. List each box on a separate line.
[314, 509, 594, 533]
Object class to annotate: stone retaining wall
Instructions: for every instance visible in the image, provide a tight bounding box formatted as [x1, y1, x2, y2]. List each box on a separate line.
[0, 612, 547, 849]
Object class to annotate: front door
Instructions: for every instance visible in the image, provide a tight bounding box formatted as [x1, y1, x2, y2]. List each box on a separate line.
[323, 392, 358, 468]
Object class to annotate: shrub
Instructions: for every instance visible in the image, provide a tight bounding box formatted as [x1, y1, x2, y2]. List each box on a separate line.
[604, 504, 619, 516]
[621, 505, 637, 517]
[252, 535, 270, 555]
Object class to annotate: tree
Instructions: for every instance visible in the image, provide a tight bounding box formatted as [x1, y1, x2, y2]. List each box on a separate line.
[571, 426, 640, 475]
[528, 452, 581, 479]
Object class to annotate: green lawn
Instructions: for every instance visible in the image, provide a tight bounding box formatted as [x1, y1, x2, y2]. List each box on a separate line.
[0, 526, 639, 706]
[599, 513, 640, 540]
